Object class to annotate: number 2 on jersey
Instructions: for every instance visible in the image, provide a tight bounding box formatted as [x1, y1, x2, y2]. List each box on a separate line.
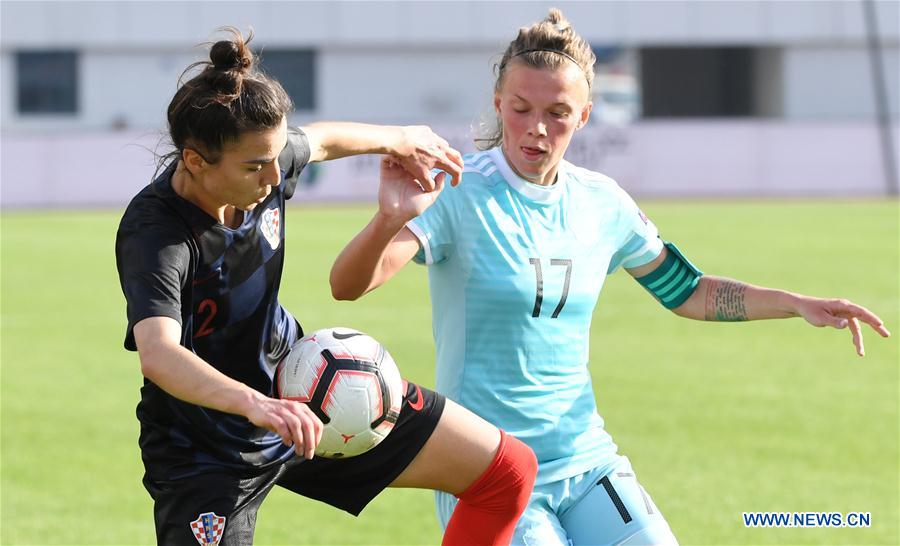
[194, 298, 218, 338]
[529, 258, 572, 318]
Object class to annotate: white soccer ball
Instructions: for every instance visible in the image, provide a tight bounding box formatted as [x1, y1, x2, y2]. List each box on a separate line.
[275, 327, 403, 459]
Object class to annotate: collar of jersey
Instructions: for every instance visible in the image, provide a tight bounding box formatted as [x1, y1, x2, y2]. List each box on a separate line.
[489, 147, 566, 205]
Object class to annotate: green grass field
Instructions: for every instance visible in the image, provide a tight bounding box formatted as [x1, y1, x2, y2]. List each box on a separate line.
[2, 200, 897, 545]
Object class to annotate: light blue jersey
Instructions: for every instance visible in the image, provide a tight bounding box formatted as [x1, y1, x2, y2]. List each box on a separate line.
[407, 147, 663, 485]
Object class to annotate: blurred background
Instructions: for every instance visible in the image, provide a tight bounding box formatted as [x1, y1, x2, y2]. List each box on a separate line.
[1, 0, 898, 206]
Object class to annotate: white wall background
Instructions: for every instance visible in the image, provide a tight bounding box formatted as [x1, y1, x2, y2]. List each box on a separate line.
[1, 0, 898, 203]
[3, 121, 895, 208]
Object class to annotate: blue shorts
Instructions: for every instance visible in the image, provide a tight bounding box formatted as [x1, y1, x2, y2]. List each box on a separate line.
[436, 456, 677, 546]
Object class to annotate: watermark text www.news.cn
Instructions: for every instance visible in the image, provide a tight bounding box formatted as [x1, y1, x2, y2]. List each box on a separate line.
[743, 512, 871, 528]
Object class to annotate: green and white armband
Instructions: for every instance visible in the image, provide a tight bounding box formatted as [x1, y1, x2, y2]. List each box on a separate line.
[635, 242, 703, 309]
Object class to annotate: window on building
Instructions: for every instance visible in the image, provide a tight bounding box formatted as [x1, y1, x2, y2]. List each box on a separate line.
[640, 47, 756, 118]
[17, 51, 78, 115]
[257, 49, 316, 111]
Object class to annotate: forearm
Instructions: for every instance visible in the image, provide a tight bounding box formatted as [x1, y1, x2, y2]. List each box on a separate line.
[303, 122, 405, 162]
[674, 275, 802, 322]
[330, 213, 409, 300]
[140, 341, 263, 417]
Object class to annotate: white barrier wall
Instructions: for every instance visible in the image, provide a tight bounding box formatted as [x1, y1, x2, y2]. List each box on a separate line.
[2, 121, 896, 208]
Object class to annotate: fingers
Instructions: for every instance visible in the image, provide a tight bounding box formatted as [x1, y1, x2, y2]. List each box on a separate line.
[852, 305, 891, 338]
[837, 300, 891, 338]
[395, 125, 464, 190]
[434, 171, 447, 193]
[829, 316, 849, 329]
[848, 317, 864, 357]
[435, 148, 464, 187]
[300, 413, 318, 460]
[263, 402, 323, 459]
[280, 409, 307, 456]
[288, 404, 323, 460]
[269, 415, 293, 447]
[822, 298, 892, 357]
[412, 164, 437, 192]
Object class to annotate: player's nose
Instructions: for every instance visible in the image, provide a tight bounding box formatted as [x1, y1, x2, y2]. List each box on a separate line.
[527, 115, 547, 137]
[262, 162, 281, 187]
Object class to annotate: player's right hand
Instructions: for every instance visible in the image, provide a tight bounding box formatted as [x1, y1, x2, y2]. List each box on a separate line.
[247, 396, 324, 459]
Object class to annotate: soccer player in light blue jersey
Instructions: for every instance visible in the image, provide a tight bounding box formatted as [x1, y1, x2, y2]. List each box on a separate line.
[331, 9, 890, 545]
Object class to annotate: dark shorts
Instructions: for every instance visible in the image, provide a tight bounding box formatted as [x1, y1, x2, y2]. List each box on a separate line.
[143, 381, 445, 545]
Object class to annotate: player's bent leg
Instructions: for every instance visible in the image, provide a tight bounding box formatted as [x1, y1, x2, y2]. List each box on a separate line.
[390, 398, 501, 493]
[443, 431, 537, 545]
[391, 399, 538, 546]
[560, 457, 677, 546]
[438, 480, 573, 546]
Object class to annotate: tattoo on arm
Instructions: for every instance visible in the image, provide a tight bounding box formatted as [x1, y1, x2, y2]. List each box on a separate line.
[705, 279, 748, 321]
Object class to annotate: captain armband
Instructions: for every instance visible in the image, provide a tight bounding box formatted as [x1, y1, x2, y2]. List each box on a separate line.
[635, 242, 703, 309]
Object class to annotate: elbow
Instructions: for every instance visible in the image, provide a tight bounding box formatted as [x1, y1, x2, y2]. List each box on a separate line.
[670, 302, 690, 318]
[331, 285, 360, 301]
[137, 340, 169, 381]
[329, 275, 362, 301]
[138, 349, 162, 381]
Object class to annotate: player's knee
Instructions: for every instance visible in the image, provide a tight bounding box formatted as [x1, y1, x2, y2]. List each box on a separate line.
[505, 434, 537, 513]
[458, 431, 537, 514]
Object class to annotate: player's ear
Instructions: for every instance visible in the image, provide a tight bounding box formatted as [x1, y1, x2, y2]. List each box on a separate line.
[182, 147, 208, 176]
[577, 101, 592, 130]
[493, 93, 502, 115]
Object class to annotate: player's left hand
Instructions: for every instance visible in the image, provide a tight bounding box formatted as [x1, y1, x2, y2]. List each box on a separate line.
[377, 156, 446, 223]
[794, 296, 890, 356]
[391, 125, 464, 190]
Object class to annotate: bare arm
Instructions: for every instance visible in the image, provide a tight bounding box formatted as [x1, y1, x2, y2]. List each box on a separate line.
[627, 247, 891, 356]
[330, 157, 443, 300]
[330, 219, 421, 301]
[133, 316, 323, 458]
[301, 122, 463, 189]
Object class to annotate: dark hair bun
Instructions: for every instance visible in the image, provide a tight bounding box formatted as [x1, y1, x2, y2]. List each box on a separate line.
[210, 39, 252, 73]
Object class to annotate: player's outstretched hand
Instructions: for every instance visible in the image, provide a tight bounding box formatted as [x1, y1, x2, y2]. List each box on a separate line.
[378, 156, 446, 223]
[247, 396, 324, 459]
[794, 296, 891, 356]
[391, 125, 463, 190]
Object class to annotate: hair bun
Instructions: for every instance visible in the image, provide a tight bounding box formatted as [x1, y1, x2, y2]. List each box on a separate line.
[546, 8, 570, 32]
[210, 39, 252, 72]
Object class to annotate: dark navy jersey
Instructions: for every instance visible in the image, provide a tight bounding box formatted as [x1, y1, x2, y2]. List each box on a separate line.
[116, 127, 310, 480]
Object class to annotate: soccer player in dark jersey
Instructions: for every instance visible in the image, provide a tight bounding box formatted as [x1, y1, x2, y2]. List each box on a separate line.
[116, 29, 537, 546]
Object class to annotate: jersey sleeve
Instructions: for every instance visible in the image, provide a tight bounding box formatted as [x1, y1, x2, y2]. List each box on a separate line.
[279, 126, 312, 200]
[116, 225, 192, 351]
[406, 180, 461, 265]
[606, 190, 664, 274]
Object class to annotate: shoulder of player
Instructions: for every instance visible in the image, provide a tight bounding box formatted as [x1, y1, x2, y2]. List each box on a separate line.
[561, 162, 641, 213]
[118, 184, 194, 244]
[458, 150, 505, 189]
[562, 162, 621, 192]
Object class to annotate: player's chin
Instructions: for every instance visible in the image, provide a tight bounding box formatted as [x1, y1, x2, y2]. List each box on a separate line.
[516, 160, 549, 180]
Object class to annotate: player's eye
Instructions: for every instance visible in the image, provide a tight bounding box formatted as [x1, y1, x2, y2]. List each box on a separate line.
[550, 111, 568, 119]
[247, 165, 263, 173]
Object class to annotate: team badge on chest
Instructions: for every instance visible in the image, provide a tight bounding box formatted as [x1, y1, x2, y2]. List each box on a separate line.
[260, 207, 281, 250]
[189, 512, 226, 546]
